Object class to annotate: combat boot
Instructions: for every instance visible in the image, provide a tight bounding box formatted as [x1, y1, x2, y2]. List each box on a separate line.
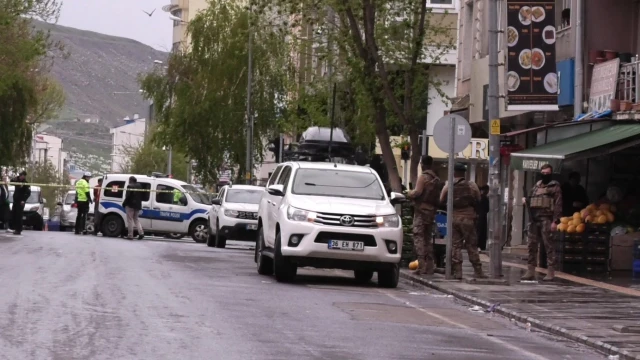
[452, 264, 463, 280]
[542, 266, 555, 281]
[521, 265, 536, 281]
[473, 265, 488, 279]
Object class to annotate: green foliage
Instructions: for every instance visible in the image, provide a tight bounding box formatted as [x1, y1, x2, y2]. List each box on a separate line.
[25, 161, 69, 212]
[122, 139, 188, 182]
[139, 1, 290, 185]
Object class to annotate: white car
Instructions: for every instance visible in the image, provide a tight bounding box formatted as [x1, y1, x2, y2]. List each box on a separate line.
[58, 190, 95, 232]
[207, 184, 263, 248]
[254, 162, 406, 288]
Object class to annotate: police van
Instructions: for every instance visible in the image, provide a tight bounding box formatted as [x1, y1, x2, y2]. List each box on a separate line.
[97, 174, 212, 242]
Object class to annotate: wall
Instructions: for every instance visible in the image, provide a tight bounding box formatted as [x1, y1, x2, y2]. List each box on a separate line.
[426, 65, 457, 135]
[38, 134, 66, 178]
[110, 119, 146, 173]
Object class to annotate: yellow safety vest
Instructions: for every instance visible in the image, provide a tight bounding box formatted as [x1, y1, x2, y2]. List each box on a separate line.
[76, 179, 90, 202]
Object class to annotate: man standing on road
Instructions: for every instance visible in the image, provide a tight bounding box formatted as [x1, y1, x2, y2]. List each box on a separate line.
[75, 172, 93, 235]
[521, 164, 562, 281]
[1, 175, 10, 232]
[92, 178, 103, 235]
[439, 163, 486, 280]
[10, 171, 31, 236]
[122, 176, 144, 240]
[406, 155, 442, 275]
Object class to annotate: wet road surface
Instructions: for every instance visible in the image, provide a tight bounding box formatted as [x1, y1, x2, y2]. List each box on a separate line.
[0, 231, 604, 360]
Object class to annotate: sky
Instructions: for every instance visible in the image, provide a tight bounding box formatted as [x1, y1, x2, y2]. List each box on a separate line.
[58, 0, 173, 51]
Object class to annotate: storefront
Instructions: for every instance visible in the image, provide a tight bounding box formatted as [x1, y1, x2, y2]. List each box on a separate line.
[509, 122, 640, 277]
[427, 137, 489, 185]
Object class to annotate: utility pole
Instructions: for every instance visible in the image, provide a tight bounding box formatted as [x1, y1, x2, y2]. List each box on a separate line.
[167, 146, 172, 175]
[245, 1, 254, 185]
[487, 0, 502, 278]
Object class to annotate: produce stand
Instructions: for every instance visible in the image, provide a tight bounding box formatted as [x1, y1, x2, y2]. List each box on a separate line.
[554, 223, 610, 274]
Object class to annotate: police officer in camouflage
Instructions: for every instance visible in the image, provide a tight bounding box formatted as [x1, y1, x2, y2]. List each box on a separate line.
[406, 155, 442, 275]
[439, 163, 486, 279]
[521, 163, 562, 281]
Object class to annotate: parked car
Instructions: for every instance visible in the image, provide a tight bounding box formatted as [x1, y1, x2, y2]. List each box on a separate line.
[58, 190, 94, 232]
[6, 186, 45, 231]
[207, 184, 263, 248]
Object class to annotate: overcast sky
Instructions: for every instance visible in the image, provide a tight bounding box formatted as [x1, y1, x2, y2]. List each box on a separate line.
[58, 0, 173, 51]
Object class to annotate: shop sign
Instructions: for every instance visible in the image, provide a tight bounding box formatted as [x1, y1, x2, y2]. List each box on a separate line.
[588, 58, 620, 113]
[428, 137, 488, 160]
[505, 0, 559, 111]
[510, 157, 562, 172]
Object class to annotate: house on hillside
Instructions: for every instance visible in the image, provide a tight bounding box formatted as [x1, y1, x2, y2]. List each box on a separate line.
[110, 114, 146, 173]
[31, 133, 68, 179]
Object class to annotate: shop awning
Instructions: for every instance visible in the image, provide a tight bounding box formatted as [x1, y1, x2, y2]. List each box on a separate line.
[510, 124, 640, 172]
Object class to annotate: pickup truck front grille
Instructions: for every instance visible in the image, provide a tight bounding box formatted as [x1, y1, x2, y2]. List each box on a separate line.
[314, 212, 377, 228]
[237, 211, 258, 220]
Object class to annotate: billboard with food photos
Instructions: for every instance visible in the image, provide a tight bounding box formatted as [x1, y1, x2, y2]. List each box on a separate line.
[505, 0, 559, 111]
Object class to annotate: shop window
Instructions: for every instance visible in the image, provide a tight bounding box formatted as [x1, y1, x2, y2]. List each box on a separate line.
[104, 181, 125, 198]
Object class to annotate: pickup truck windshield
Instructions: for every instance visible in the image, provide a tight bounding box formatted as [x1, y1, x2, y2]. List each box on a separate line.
[292, 169, 385, 200]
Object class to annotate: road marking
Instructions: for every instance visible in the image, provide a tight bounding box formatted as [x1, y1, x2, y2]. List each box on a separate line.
[380, 290, 550, 360]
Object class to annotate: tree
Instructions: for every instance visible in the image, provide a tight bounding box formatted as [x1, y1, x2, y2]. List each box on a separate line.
[121, 140, 188, 182]
[139, 0, 291, 186]
[255, 0, 455, 191]
[27, 76, 66, 125]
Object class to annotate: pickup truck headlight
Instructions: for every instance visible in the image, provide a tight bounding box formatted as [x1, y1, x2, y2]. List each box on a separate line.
[376, 214, 400, 228]
[224, 209, 239, 218]
[287, 206, 316, 222]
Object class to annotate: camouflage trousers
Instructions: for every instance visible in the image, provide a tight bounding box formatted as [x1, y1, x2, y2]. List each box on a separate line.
[412, 210, 435, 273]
[527, 218, 556, 268]
[451, 215, 481, 267]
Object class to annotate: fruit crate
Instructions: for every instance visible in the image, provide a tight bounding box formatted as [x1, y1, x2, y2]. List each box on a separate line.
[554, 231, 610, 274]
[585, 223, 610, 234]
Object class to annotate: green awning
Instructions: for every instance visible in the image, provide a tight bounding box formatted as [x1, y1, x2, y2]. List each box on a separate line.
[510, 124, 640, 172]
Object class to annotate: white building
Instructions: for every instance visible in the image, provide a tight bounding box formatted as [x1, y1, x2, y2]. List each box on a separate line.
[31, 133, 68, 178]
[110, 114, 146, 173]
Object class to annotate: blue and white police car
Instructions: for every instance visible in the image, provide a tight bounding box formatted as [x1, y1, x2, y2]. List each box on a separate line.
[97, 174, 212, 242]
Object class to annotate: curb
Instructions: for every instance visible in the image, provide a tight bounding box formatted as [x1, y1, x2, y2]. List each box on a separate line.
[400, 270, 640, 360]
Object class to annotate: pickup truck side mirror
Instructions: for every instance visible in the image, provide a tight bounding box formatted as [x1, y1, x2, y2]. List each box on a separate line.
[211, 198, 221, 206]
[267, 184, 285, 197]
[389, 192, 406, 205]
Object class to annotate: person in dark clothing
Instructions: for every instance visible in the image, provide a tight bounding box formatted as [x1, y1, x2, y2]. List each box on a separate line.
[122, 176, 144, 240]
[561, 172, 589, 216]
[92, 178, 103, 235]
[11, 171, 31, 235]
[476, 185, 490, 250]
[0, 176, 10, 232]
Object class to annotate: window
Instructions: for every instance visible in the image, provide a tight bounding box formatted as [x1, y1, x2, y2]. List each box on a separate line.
[172, 10, 183, 27]
[428, 0, 453, 6]
[156, 185, 186, 206]
[104, 181, 125, 198]
[183, 185, 211, 205]
[559, 0, 571, 29]
[277, 166, 292, 191]
[138, 182, 151, 202]
[292, 169, 385, 200]
[267, 165, 283, 187]
[64, 193, 75, 205]
[225, 189, 263, 204]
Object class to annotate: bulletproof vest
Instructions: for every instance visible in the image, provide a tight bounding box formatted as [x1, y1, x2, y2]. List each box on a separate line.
[529, 181, 557, 217]
[416, 170, 442, 209]
[452, 179, 477, 209]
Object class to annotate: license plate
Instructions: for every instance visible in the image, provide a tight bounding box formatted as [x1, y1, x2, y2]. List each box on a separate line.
[328, 240, 364, 251]
[246, 224, 258, 230]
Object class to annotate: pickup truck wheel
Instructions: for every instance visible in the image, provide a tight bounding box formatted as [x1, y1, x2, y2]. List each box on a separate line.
[206, 224, 216, 247]
[273, 232, 296, 282]
[215, 222, 226, 248]
[190, 220, 208, 243]
[256, 227, 273, 275]
[354, 270, 374, 283]
[377, 264, 400, 288]
[102, 215, 124, 238]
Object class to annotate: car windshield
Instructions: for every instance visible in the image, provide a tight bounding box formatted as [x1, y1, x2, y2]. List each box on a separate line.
[225, 189, 263, 204]
[9, 190, 41, 204]
[64, 193, 75, 205]
[292, 169, 385, 200]
[183, 185, 212, 205]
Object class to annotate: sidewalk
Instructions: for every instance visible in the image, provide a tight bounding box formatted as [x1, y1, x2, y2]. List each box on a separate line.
[401, 254, 640, 360]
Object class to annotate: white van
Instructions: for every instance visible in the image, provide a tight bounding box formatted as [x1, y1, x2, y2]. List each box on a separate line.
[8, 185, 46, 231]
[97, 174, 212, 242]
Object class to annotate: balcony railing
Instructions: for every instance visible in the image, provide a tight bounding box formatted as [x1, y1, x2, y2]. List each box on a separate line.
[618, 56, 640, 104]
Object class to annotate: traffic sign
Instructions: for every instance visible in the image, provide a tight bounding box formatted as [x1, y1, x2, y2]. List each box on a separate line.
[432, 114, 472, 153]
[490, 119, 500, 135]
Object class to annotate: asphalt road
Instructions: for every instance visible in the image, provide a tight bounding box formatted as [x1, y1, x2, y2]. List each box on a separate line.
[0, 231, 603, 360]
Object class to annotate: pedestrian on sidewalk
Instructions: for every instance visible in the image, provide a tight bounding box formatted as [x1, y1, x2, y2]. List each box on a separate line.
[405, 155, 442, 275]
[0, 175, 10, 232]
[439, 163, 487, 279]
[92, 178, 103, 235]
[74, 172, 93, 235]
[10, 171, 31, 236]
[521, 164, 562, 281]
[476, 185, 489, 251]
[122, 176, 144, 240]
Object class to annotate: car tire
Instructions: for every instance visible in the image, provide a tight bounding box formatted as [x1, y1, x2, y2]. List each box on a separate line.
[256, 226, 273, 275]
[189, 220, 208, 243]
[273, 232, 296, 282]
[206, 224, 216, 247]
[377, 264, 400, 288]
[85, 216, 95, 234]
[215, 221, 226, 248]
[354, 270, 374, 284]
[102, 215, 124, 238]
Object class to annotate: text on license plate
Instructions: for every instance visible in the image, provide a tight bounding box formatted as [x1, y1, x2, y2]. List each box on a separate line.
[328, 240, 364, 251]
[246, 224, 258, 230]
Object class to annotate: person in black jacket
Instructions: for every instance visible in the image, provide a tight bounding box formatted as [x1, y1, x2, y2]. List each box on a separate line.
[0, 175, 10, 232]
[11, 171, 31, 235]
[122, 176, 144, 240]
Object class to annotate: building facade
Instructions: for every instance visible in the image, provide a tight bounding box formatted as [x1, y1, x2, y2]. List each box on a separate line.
[162, 0, 211, 51]
[110, 115, 146, 173]
[31, 134, 68, 179]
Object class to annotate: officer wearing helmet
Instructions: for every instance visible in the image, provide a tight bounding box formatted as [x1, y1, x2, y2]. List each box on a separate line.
[74, 172, 93, 235]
